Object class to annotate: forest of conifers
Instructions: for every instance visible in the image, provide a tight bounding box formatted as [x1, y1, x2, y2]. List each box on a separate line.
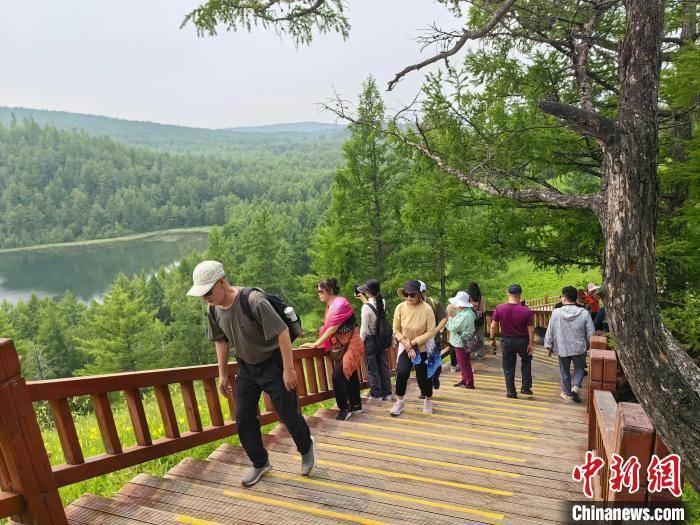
[0, 65, 698, 384]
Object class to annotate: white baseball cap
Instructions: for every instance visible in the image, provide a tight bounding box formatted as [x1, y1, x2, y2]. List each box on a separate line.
[448, 291, 473, 308]
[186, 261, 225, 296]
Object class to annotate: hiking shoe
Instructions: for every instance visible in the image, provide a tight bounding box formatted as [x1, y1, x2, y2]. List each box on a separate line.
[366, 395, 382, 403]
[423, 399, 434, 414]
[418, 393, 426, 399]
[450, 365, 461, 373]
[241, 461, 272, 486]
[506, 392, 518, 399]
[476, 350, 485, 359]
[572, 385, 581, 394]
[389, 399, 405, 416]
[521, 388, 534, 396]
[350, 404, 363, 414]
[560, 392, 574, 403]
[453, 381, 466, 388]
[382, 395, 393, 401]
[300, 437, 315, 476]
[336, 409, 352, 421]
[571, 391, 582, 403]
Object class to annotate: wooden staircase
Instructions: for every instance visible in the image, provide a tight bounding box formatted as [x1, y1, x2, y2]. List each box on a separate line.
[61, 354, 589, 525]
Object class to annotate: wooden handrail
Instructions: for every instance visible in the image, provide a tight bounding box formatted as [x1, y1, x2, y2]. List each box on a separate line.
[588, 347, 681, 503]
[0, 337, 399, 522]
[0, 339, 66, 524]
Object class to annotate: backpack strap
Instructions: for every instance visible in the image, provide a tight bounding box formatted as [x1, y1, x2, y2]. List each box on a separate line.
[239, 287, 258, 325]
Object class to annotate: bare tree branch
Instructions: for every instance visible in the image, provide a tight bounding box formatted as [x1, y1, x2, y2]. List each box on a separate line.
[323, 99, 601, 211]
[387, 0, 517, 91]
[539, 100, 618, 144]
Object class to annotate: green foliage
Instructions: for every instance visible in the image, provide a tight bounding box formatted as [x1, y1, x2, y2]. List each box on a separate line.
[0, 119, 341, 249]
[310, 77, 402, 292]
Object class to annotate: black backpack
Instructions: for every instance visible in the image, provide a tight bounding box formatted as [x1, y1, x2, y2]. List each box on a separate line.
[367, 303, 393, 349]
[210, 287, 301, 342]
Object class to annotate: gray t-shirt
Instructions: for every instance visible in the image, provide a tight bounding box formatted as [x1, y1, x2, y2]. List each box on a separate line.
[207, 287, 288, 365]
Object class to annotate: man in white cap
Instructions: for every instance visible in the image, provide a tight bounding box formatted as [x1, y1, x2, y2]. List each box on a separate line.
[187, 261, 314, 486]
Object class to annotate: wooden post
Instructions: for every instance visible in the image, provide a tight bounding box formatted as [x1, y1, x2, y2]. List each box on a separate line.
[0, 339, 66, 524]
[608, 403, 654, 502]
[588, 349, 617, 411]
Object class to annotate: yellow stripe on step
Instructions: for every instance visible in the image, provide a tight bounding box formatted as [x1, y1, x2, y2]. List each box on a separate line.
[222, 489, 388, 525]
[467, 378, 560, 391]
[402, 409, 544, 430]
[412, 402, 547, 418]
[340, 432, 526, 463]
[317, 442, 521, 478]
[318, 458, 513, 496]
[426, 396, 551, 412]
[366, 413, 538, 440]
[350, 421, 532, 451]
[474, 375, 561, 386]
[438, 390, 554, 407]
[176, 517, 222, 525]
[269, 471, 505, 521]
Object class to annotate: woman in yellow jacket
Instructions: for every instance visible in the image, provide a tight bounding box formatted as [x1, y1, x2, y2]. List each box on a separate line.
[390, 279, 436, 416]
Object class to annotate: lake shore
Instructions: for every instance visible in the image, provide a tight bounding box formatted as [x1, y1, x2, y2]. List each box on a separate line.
[0, 227, 212, 255]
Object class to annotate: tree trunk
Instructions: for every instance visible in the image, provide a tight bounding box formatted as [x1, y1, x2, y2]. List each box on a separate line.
[601, 0, 700, 490]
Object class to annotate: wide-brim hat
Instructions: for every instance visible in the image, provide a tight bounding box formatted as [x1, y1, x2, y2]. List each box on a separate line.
[186, 260, 225, 296]
[358, 279, 380, 295]
[587, 283, 600, 293]
[448, 291, 473, 308]
[397, 279, 422, 299]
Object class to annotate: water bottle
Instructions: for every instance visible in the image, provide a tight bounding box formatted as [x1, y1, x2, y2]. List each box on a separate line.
[284, 307, 303, 338]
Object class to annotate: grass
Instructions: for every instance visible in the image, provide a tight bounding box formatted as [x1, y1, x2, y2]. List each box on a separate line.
[480, 257, 602, 305]
[0, 226, 211, 254]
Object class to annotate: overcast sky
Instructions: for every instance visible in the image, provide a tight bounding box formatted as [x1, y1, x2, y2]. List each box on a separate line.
[1, 1, 462, 128]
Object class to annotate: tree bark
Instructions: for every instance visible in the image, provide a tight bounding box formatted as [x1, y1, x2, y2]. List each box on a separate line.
[599, 0, 700, 489]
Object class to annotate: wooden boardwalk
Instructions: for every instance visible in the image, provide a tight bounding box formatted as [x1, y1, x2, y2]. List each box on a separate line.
[62, 347, 588, 525]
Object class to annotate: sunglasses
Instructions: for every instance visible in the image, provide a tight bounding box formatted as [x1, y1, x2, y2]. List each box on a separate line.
[405, 292, 419, 298]
[317, 289, 325, 294]
[203, 283, 217, 297]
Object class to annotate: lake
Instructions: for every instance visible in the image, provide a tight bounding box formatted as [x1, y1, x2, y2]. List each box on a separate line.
[0, 231, 209, 303]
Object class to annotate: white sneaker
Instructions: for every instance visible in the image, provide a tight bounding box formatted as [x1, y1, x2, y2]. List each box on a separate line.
[382, 395, 393, 402]
[572, 386, 580, 394]
[389, 399, 405, 416]
[450, 365, 461, 373]
[560, 392, 574, 403]
[423, 399, 434, 414]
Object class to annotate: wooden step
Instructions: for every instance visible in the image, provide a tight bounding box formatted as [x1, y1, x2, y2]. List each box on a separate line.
[65, 493, 222, 524]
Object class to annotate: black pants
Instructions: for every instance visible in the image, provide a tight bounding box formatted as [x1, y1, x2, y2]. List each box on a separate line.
[236, 352, 312, 468]
[364, 336, 392, 398]
[395, 350, 433, 398]
[501, 336, 533, 395]
[332, 358, 361, 411]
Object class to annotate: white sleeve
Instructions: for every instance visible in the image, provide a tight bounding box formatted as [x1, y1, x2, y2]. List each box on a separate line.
[360, 304, 371, 341]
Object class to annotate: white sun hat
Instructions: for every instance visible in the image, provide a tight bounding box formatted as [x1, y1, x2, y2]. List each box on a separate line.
[186, 260, 225, 296]
[448, 291, 473, 308]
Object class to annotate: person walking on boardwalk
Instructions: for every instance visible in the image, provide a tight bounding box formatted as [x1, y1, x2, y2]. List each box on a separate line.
[187, 261, 314, 486]
[544, 286, 595, 403]
[356, 279, 393, 402]
[419, 281, 448, 394]
[299, 279, 365, 421]
[489, 284, 535, 399]
[446, 291, 477, 389]
[390, 280, 437, 416]
[467, 282, 488, 357]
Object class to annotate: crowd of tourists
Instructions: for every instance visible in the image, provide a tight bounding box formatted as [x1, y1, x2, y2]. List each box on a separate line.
[185, 259, 604, 486]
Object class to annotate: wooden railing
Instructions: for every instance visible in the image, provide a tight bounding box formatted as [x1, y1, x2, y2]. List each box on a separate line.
[525, 294, 559, 311]
[588, 341, 680, 503]
[0, 337, 398, 524]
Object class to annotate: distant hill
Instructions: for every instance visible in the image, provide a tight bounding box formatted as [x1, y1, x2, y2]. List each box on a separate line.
[0, 106, 347, 156]
[228, 122, 345, 133]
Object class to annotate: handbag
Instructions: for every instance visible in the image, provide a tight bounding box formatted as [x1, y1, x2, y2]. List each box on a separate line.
[329, 330, 351, 362]
[460, 330, 483, 354]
